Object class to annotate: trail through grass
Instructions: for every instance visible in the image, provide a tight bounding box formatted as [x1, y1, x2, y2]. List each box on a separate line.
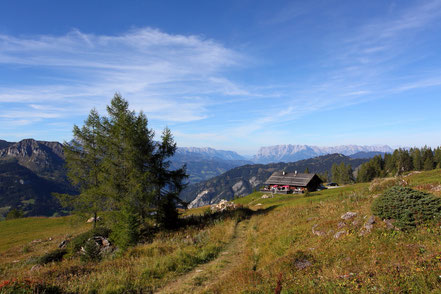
[157, 220, 249, 294]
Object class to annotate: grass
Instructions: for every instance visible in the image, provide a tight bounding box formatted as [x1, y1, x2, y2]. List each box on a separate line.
[0, 216, 89, 253]
[2, 170, 441, 293]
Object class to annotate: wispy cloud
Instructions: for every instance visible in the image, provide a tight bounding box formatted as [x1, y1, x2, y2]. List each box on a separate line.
[0, 28, 245, 125]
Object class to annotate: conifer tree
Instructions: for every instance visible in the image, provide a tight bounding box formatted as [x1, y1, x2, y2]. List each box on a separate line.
[56, 109, 108, 228]
[422, 146, 434, 171]
[435, 147, 441, 168]
[59, 93, 187, 247]
[411, 148, 422, 171]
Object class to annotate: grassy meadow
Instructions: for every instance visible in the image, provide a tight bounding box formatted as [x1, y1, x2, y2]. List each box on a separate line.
[1, 169, 441, 293]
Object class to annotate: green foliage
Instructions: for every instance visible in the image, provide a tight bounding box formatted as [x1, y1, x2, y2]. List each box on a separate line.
[110, 208, 140, 250]
[38, 249, 67, 265]
[372, 186, 441, 229]
[331, 162, 353, 184]
[68, 227, 111, 255]
[358, 146, 440, 182]
[56, 109, 108, 229]
[59, 94, 187, 249]
[81, 239, 101, 262]
[5, 208, 24, 220]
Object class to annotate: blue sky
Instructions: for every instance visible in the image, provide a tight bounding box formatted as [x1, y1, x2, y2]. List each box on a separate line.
[1, 0, 441, 154]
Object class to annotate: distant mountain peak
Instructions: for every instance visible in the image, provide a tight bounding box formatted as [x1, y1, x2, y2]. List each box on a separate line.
[176, 146, 246, 161]
[253, 144, 393, 164]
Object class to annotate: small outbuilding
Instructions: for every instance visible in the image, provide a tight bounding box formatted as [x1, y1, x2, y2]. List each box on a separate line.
[261, 171, 323, 194]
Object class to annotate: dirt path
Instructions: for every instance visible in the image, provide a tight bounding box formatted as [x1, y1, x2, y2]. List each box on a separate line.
[156, 220, 249, 294]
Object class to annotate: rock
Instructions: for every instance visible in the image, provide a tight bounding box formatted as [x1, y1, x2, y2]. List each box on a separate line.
[210, 199, 238, 212]
[86, 216, 102, 223]
[261, 194, 272, 199]
[312, 224, 326, 236]
[337, 222, 346, 229]
[383, 219, 400, 230]
[334, 230, 347, 239]
[351, 219, 359, 226]
[294, 259, 312, 270]
[367, 216, 375, 225]
[30, 264, 41, 272]
[339, 273, 355, 279]
[341, 212, 357, 220]
[58, 240, 69, 248]
[102, 239, 111, 247]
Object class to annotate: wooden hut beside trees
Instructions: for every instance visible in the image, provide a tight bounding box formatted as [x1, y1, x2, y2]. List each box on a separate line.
[261, 171, 323, 194]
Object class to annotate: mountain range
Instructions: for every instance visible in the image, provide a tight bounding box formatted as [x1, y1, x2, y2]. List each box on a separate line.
[252, 144, 393, 163]
[0, 138, 392, 217]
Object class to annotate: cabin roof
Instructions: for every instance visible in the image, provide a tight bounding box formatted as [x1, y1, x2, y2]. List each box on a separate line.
[264, 172, 320, 187]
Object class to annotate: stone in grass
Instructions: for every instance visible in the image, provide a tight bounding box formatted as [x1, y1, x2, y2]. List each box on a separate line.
[359, 216, 376, 236]
[383, 219, 400, 231]
[292, 250, 314, 270]
[337, 221, 346, 229]
[341, 212, 357, 220]
[295, 259, 312, 270]
[334, 230, 347, 239]
[312, 224, 326, 236]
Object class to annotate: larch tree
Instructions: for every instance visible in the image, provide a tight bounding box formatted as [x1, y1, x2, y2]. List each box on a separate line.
[58, 93, 187, 248]
[56, 109, 108, 228]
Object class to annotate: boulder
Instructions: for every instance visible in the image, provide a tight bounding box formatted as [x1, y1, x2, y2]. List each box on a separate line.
[341, 212, 357, 220]
[86, 216, 102, 223]
[58, 240, 69, 248]
[210, 199, 238, 212]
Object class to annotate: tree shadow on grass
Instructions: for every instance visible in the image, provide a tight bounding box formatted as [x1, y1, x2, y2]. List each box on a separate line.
[179, 205, 278, 229]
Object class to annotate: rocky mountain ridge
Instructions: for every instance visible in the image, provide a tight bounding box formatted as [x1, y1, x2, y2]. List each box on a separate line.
[253, 144, 393, 163]
[0, 139, 73, 217]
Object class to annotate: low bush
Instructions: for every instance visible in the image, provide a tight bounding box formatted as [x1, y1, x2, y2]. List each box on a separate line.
[68, 227, 111, 255]
[38, 249, 67, 265]
[81, 239, 101, 262]
[372, 186, 441, 229]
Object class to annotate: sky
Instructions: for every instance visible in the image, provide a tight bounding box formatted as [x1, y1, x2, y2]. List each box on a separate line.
[1, 0, 441, 155]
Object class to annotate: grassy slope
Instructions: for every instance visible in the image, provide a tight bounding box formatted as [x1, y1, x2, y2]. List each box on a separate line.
[0, 216, 89, 253]
[1, 169, 441, 293]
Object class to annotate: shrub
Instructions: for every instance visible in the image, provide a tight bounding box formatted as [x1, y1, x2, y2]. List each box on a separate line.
[372, 186, 441, 229]
[81, 239, 102, 262]
[68, 227, 111, 255]
[38, 249, 67, 265]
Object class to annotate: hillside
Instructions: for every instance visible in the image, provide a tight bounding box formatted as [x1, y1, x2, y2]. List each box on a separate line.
[0, 139, 74, 217]
[1, 169, 441, 293]
[171, 148, 251, 183]
[181, 153, 368, 208]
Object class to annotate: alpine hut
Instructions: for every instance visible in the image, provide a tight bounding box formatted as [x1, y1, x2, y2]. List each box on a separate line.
[261, 171, 323, 194]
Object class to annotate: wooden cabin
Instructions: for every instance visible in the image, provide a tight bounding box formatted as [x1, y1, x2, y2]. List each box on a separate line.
[261, 171, 323, 194]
